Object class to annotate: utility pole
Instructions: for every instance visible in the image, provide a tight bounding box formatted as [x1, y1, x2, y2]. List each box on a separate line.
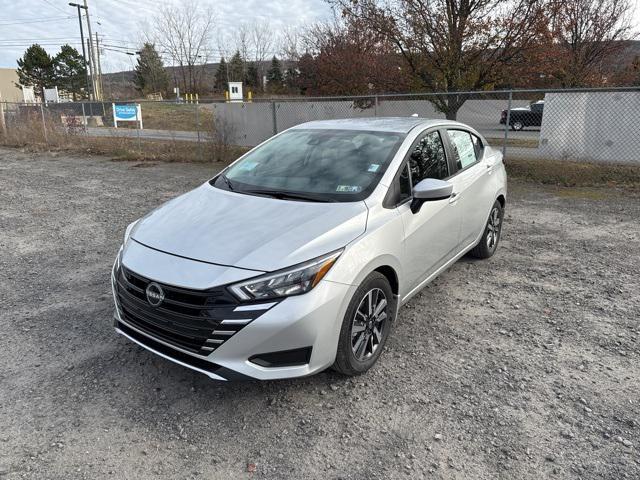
[82, 0, 99, 100]
[95, 33, 104, 99]
[69, 3, 93, 101]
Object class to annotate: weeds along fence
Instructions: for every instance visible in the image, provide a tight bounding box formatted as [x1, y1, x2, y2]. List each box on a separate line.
[1, 87, 639, 164]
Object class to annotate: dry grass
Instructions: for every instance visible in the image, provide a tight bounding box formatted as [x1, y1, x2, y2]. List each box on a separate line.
[505, 157, 640, 189]
[486, 137, 539, 149]
[136, 103, 214, 132]
[3, 115, 639, 191]
[0, 113, 246, 163]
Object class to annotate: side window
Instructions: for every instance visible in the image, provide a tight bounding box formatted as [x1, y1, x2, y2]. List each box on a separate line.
[409, 131, 448, 184]
[447, 130, 478, 170]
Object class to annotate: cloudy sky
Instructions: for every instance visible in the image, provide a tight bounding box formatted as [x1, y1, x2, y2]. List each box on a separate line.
[0, 0, 333, 71]
[1, 0, 639, 72]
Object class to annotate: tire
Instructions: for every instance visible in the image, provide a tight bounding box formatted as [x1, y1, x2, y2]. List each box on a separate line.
[511, 120, 524, 131]
[333, 272, 396, 376]
[469, 200, 504, 259]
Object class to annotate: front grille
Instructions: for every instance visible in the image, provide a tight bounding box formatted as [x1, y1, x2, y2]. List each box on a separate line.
[114, 265, 271, 355]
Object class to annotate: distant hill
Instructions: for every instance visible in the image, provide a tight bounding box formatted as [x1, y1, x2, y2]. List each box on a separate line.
[101, 40, 640, 100]
[102, 60, 293, 100]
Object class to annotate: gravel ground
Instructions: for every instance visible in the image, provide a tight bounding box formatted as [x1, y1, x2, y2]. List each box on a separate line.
[0, 147, 638, 480]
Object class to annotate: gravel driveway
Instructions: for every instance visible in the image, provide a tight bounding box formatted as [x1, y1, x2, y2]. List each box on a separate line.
[0, 148, 638, 479]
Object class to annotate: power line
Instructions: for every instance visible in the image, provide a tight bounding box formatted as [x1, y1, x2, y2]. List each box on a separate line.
[40, 0, 69, 15]
[0, 44, 83, 48]
[0, 37, 80, 42]
[0, 16, 74, 26]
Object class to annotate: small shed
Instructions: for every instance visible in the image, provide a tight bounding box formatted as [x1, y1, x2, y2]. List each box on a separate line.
[228, 82, 243, 102]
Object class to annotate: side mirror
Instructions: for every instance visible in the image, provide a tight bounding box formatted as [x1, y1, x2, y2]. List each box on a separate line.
[410, 178, 453, 213]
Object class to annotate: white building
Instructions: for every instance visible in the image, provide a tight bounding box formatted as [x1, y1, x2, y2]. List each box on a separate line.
[228, 82, 243, 102]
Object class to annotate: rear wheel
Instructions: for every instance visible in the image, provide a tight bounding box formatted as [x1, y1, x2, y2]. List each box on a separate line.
[333, 272, 395, 376]
[511, 120, 524, 131]
[470, 200, 503, 259]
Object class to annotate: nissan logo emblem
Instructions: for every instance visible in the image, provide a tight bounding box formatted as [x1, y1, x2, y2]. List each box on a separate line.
[145, 282, 165, 307]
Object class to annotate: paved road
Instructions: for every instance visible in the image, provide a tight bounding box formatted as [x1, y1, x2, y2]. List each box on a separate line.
[86, 125, 542, 159]
[87, 127, 206, 142]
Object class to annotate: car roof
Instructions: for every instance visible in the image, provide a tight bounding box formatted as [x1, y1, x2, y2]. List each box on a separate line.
[290, 117, 464, 134]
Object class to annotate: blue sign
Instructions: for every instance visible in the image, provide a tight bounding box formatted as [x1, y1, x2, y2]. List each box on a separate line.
[114, 104, 138, 120]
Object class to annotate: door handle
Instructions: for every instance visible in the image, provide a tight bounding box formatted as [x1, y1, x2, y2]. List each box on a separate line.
[449, 191, 460, 204]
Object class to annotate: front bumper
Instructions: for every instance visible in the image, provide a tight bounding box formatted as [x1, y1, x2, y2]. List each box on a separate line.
[111, 247, 355, 381]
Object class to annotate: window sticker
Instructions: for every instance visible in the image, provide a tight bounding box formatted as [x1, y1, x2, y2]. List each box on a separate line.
[368, 164, 380, 173]
[336, 185, 362, 193]
[238, 161, 258, 172]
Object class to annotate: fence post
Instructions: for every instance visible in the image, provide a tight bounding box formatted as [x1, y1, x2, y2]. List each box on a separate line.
[136, 118, 141, 151]
[0, 95, 6, 137]
[374, 95, 379, 117]
[40, 103, 48, 144]
[502, 91, 512, 158]
[196, 103, 203, 161]
[81, 103, 87, 136]
[271, 101, 278, 135]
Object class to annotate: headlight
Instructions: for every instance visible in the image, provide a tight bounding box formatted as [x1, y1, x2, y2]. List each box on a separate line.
[229, 250, 343, 301]
[123, 220, 139, 245]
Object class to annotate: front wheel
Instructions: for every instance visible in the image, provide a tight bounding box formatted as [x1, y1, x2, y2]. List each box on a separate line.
[511, 120, 524, 131]
[333, 272, 395, 376]
[469, 200, 504, 259]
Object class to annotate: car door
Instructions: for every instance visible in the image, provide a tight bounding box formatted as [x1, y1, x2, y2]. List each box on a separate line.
[443, 129, 493, 247]
[531, 103, 544, 126]
[391, 129, 462, 294]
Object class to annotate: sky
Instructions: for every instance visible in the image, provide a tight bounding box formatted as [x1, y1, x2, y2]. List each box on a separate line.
[0, 0, 333, 71]
[1, 0, 639, 72]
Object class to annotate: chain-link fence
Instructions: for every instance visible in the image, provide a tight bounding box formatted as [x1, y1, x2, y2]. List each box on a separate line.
[1, 87, 639, 164]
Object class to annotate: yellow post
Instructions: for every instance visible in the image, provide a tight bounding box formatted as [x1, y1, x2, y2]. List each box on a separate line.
[248, 91, 253, 103]
[225, 91, 229, 102]
[195, 93, 199, 104]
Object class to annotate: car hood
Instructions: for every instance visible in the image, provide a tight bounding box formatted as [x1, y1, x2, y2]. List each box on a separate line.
[131, 182, 368, 272]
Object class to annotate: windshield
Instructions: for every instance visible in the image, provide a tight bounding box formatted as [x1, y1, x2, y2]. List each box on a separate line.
[213, 129, 405, 202]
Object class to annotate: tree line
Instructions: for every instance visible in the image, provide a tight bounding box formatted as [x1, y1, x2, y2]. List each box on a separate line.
[16, 0, 639, 112]
[16, 44, 87, 101]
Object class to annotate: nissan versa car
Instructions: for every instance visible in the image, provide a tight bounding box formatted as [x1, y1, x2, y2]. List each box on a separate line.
[111, 118, 507, 381]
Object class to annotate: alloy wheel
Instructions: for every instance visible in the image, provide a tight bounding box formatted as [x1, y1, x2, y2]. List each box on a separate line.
[486, 206, 501, 251]
[351, 288, 388, 361]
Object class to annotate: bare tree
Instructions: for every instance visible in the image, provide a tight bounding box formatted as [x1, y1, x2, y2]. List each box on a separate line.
[154, 0, 215, 94]
[280, 25, 303, 61]
[330, 0, 545, 119]
[233, 23, 251, 77]
[549, 0, 634, 86]
[250, 22, 276, 88]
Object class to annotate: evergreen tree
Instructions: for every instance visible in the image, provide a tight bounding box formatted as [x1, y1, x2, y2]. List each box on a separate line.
[228, 51, 244, 82]
[296, 53, 316, 95]
[133, 43, 169, 95]
[266, 56, 284, 93]
[284, 66, 299, 93]
[54, 44, 87, 100]
[214, 57, 228, 93]
[16, 44, 55, 100]
[245, 61, 259, 89]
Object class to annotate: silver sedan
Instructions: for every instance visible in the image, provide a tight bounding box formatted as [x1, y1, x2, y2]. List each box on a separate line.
[111, 117, 507, 381]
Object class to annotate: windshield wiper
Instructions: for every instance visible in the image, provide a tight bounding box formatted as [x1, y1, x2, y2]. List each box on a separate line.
[219, 174, 234, 191]
[243, 189, 331, 202]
